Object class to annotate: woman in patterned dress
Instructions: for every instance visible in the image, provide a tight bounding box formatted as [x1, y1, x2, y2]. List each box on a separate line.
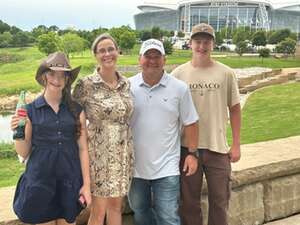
[73, 33, 134, 225]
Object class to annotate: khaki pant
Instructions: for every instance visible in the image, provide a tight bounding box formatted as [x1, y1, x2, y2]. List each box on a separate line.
[179, 147, 231, 225]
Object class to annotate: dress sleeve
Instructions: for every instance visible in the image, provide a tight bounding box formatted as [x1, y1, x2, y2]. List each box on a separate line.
[25, 103, 33, 122]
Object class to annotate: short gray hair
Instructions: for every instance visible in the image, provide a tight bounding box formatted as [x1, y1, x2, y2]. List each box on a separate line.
[91, 33, 118, 55]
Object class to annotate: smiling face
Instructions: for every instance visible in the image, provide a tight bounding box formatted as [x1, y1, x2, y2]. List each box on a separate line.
[190, 34, 214, 59]
[95, 38, 118, 69]
[44, 70, 67, 93]
[139, 49, 166, 76]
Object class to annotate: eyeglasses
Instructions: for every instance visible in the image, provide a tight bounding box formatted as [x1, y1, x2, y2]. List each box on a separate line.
[96, 46, 116, 55]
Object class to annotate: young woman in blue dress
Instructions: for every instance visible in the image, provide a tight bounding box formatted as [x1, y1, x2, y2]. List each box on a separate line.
[11, 52, 91, 225]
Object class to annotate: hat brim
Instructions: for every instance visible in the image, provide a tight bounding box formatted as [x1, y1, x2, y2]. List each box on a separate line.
[140, 46, 165, 56]
[191, 32, 215, 39]
[36, 62, 81, 86]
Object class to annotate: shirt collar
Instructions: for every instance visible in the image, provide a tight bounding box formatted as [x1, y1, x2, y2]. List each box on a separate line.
[91, 67, 127, 89]
[138, 71, 169, 88]
[34, 95, 47, 108]
[34, 95, 66, 109]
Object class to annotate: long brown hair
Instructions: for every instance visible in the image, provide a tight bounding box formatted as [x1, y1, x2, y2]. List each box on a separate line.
[62, 77, 81, 139]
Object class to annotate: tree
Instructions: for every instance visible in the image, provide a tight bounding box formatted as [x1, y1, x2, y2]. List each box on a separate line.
[268, 29, 295, 44]
[0, 20, 10, 33]
[37, 32, 61, 55]
[109, 25, 134, 46]
[9, 26, 22, 35]
[258, 48, 270, 63]
[77, 30, 93, 47]
[162, 30, 172, 37]
[32, 25, 48, 38]
[140, 30, 152, 41]
[232, 27, 248, 45]
[119, 31, 136, 53]
[58, 27, 77, 36]
[163, 40, 173, 55]
[177, 31, 185, 38]
[151, 26, 162, 39]
[220, 26, 233, 40]
[215, 31, 223, 47]
[252, 30, 267, 47]
[11, 31, 32, 47]
[235, 41, 248, 56]
[48, 25, 59, 32]
[90, 27, 109, 44]
[0, 31, 13, 48]
[61, 33, 87, 57]
[275, 38, 297, 56]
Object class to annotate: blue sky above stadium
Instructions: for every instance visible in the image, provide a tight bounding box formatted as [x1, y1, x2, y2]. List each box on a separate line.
[0, 0, 141, 30]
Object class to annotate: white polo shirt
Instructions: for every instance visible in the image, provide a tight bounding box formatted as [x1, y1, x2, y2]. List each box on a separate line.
[130, 72, 199, 179]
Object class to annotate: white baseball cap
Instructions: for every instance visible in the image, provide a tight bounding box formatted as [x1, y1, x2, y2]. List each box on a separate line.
[139, 39, 165, 56]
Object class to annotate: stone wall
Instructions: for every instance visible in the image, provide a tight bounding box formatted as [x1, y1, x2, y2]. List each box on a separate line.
[195, 158, 300, 225]
[73, 158, 300, 225]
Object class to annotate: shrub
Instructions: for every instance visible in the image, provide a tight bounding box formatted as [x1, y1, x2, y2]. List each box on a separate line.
[275, 38, 297, 56]
[0, 53, 24, 64]
[163, 40, 173, 55]
[258, 48, 270, 63]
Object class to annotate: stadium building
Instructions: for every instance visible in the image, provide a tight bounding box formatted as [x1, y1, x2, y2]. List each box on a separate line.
[134, 0, 300, 33]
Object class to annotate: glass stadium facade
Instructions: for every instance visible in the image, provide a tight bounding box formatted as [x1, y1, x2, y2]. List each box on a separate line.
[134, 0, 300, 33]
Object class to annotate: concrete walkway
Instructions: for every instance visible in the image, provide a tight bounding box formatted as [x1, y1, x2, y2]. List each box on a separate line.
[0, 186, 15, 223]
[232, 135, 300, 172]
[1, 135, 300, 224]
[265, 214, 300, 225]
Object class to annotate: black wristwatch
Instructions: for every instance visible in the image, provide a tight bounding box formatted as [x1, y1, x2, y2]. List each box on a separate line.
[187, 149, 199, 159]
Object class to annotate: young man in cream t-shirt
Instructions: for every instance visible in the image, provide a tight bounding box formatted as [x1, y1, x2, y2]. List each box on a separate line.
[172, 23, 241, 225]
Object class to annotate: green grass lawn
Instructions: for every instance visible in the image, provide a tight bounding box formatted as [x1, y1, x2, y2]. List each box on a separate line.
[0, 142, 15, 158]
[0, 143, 24, 187]
[227, 82, 300, 144]
[0, 158, 24, 187]
[1, 46, 300, 96]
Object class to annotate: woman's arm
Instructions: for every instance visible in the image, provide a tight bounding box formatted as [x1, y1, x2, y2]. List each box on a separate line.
[11, 115, 32, 159]
[77, 111, 91, 206]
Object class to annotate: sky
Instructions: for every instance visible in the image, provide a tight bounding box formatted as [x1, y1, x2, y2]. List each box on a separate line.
[0, 0, 142, 31]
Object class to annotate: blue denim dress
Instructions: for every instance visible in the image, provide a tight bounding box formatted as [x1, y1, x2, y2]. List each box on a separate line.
[13, 96, 83, 223]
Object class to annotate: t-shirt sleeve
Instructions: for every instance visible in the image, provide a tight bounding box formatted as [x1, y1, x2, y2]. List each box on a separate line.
[228, 71, 240, 107]
[171, 66, 180, 79]
[72, 79, 86, 108]
[179, 84, 199, 126]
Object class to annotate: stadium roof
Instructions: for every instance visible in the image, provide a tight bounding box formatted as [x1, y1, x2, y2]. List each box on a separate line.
[138, 0, 300, 11]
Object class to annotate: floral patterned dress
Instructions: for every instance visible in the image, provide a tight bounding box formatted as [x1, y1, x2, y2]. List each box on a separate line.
[73, 69, 134, 197]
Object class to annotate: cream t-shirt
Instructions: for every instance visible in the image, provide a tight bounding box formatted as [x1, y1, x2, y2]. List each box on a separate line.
[172, 61, 240, 154]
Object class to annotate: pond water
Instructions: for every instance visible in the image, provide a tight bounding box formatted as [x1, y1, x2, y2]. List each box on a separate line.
[0, 113, 13, 143]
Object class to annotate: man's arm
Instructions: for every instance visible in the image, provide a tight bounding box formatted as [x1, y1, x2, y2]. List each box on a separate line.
[229, 103, 241, 163]
[184, 122, 199, 151]
[182, 122, 199, 176]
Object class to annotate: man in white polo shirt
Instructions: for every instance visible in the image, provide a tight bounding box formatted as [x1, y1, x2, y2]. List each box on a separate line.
[128, 39, 199, 225]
